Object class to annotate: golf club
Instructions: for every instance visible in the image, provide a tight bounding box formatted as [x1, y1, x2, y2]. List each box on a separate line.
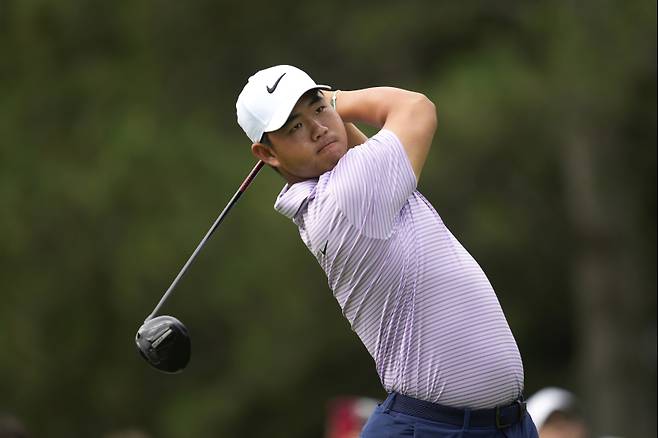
[135, 160, 265, 373]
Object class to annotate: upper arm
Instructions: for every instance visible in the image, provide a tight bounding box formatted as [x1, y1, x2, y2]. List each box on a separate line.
[383, 93, 437, 181]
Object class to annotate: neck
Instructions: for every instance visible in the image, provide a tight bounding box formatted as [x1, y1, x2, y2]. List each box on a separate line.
[280, 169, 309, 185]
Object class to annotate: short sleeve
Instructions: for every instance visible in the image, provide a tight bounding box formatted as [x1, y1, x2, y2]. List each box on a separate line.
[328, 129, 417, 238]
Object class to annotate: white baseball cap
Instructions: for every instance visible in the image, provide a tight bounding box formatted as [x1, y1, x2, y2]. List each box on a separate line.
[526, 387, 577, 429]
[236, 65, 331, 143]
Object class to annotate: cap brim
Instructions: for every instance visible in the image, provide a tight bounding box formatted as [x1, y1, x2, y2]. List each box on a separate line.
[263, 84, 331, 136]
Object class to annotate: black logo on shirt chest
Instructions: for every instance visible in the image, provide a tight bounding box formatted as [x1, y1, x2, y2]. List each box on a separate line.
[318, 240, 328, 257]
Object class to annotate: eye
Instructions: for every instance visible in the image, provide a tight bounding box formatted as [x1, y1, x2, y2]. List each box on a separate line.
[289, 122, 302, 133]
[316, 105, 326, 113]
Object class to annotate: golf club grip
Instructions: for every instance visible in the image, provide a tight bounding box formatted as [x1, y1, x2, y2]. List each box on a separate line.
[146, 161, 265, 321]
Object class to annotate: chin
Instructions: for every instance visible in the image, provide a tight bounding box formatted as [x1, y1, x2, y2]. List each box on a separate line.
[326, 147, 348, 170]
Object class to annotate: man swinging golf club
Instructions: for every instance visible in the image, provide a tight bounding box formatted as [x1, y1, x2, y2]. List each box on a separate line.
[236, 65, 538, 437]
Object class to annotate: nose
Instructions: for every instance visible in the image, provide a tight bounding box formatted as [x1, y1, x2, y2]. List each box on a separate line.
[311, 119, 328, 141]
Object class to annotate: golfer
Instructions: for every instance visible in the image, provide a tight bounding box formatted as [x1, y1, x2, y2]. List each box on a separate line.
[236, 65, 538, 437]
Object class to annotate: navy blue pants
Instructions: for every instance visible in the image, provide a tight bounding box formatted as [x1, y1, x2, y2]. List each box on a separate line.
[360, 393, 539, 438]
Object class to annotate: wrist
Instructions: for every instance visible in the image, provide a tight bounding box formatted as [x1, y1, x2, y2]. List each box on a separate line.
[331, 89, 340, 110]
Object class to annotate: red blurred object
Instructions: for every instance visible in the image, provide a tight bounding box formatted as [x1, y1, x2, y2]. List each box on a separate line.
[326, 396, 379, 438]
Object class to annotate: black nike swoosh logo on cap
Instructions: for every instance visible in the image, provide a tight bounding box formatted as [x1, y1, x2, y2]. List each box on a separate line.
[266, 73, 286, 94]
[319, 240, 328, 256]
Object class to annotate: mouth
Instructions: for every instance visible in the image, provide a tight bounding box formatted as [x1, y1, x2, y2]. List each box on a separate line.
[318, 139, 338, 153]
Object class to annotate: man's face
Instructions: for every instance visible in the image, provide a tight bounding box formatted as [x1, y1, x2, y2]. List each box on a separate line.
[260, 90, 348, 183]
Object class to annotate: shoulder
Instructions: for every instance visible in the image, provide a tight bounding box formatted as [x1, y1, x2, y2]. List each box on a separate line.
[327, 130, 410, 186]
[314, 130, 417, 238]
[326, 129, 415, 197]
[345, 129, 406, 160]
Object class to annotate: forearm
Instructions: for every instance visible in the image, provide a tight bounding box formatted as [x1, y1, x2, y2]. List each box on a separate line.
[344, 122, 368, 147]
[332, 87, 433, 127]
[325, 89, 368, 147]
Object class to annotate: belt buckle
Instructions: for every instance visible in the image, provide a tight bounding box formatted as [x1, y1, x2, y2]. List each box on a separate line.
[495, 400, 526, 429]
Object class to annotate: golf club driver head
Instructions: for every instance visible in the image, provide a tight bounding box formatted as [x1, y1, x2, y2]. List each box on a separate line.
[135, 315, 191, 373]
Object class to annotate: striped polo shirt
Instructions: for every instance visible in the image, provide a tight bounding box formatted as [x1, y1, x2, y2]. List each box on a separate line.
[274, 129, 524, 409]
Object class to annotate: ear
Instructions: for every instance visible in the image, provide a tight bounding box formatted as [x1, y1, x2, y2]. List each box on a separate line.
[251, 142, 280, 167]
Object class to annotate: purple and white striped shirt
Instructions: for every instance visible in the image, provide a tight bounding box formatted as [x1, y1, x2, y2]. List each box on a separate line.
[274, 130, 524, 409]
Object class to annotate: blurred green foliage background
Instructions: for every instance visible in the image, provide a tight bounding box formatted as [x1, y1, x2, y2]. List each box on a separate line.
[0, 0, 655, 437]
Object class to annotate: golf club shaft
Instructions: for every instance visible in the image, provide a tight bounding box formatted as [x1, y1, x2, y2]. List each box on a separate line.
[145, 160, 265, 321]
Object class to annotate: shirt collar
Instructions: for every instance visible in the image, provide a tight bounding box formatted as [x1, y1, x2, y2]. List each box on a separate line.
[274, 179, 317, 219]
